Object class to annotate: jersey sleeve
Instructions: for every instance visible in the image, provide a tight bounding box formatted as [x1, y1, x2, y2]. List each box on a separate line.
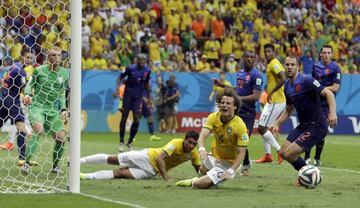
[162, 139, 179, 157]
[191, 150, 201, 166]
[304, 76, 324, 94]
[203, 113, 216, 130]
[236, 121, 249, 147]
[332, 64, 341, 84]
[253, 72, 262, 91]
[271, 59, 285, 75]
[59, 70, 69, 110]
[120, 67, 130, 79]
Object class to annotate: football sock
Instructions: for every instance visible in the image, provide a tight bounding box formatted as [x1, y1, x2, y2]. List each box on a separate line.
[263, 130, 281, 151]
[9, 125, 17, 144]
[85, 170, 114, 180]
[304, 151, 311, 160]
[17, 131, 27, 160]
[291, 157, 306, 171]
[148, 122, 154, 135]
[53, 142, 64, 168]
[263, 141, 271, 154]
[314, 140, 325, 160]
[128, 121, 139, 144]
[80, 154, 108, 164]
[119, 116, 127, 144]
[25, 133, 39, 163]
[243, 148, 250, 166]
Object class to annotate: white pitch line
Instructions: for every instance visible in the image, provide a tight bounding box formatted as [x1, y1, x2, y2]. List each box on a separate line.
[78, 192, 147, 208]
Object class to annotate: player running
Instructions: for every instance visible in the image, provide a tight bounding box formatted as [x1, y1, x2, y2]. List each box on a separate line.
[304, 45, 341, 166]
[273, 55, 337, 173]
[114, 54, 151, 152]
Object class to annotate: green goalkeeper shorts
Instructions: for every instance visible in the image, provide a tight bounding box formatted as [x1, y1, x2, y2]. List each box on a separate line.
[29, 106, 64, 134]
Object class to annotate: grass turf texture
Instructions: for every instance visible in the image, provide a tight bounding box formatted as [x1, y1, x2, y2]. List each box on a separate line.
[1, 133, 359, 208]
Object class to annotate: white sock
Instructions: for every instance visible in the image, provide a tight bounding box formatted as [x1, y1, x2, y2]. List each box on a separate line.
[85, 170, 114, 180]
[263, 130, 281, 152]
[8, 125, 17, 144]
[80, 154, 109, 164]
[263, 141, 271, 154]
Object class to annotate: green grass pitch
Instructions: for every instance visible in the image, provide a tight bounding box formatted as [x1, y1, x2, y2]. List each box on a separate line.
[1, 133, 359, 208]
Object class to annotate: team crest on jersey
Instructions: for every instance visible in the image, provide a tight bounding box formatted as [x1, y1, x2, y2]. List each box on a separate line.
[295, 84, 301, 92]
[242, 134, 249, 142]
[325, 68, 330, 75]
[167, 144, 175, 151]
[227, 127, 232, 134]
[256, 78, 262, 85]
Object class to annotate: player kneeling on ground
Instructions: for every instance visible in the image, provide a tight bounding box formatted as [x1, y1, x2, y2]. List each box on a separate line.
[272, 55, 337, 178]
[80, 131, 200, 181]
[176, 88, 249, 189]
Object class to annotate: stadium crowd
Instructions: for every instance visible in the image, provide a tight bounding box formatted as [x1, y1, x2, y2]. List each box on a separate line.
[78, 0, 360, 74]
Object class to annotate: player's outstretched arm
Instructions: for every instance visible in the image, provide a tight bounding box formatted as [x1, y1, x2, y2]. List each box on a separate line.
[220, 147, 246, 180]
[320, 88, 337, 128]
[155, 151, 171, 181]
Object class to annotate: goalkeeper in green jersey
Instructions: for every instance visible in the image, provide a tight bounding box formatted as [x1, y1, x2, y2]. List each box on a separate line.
[21, 47, 69, 174]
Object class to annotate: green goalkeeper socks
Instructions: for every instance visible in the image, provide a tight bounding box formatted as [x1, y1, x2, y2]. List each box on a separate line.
[25, 134, 39, 163]
[53, 142, 65, 168]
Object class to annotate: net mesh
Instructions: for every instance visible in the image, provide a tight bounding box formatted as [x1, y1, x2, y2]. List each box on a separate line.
[0, 0, 70, 193]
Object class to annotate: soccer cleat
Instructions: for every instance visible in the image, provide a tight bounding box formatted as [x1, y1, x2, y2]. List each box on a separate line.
[127, 143, 134, 151]
[255, 154, 273, 163]
[314, 159, 321, 167]
[118, 143, 125, 152]
[277, 152, 283, 164]
[80, 173, 87, 180]
[305, 158, 311, 165]
[149, 135, 161, 141]
[171, 129, 176, 134]
[0, 142, 14, 151]
[175, 177, 198, 187]
[18, 160, 39, 166]
[21, 163, 31, 175]
[51, 166, 63, 174]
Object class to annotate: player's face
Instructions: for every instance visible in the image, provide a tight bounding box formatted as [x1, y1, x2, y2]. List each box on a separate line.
[183, 137, 198, 153]
[264, 48, 274, 62]
[24, 53, 34, 65]
[138, 57, 146, 68]
[219, 95, 236, 116]
[284, 57, 298, 79]
[48, 50, 62, 66]
[320, 47, 333, 64]
[243, 52, 255, 69]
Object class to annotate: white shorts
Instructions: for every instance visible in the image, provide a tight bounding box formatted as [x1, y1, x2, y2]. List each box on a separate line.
[203, 155, 234, 186]
[117, 149, 157, 179]
[258, 102, 286, 128]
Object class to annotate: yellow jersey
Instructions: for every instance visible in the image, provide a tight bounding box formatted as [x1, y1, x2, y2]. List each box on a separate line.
[147, 139, 201, 174]
[204, 112, 249, 164]
[266, 58, 286, 103]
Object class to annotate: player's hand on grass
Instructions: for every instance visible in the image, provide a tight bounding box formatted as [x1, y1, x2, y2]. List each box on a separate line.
[163, 175, 171, 182]
[328, 112, 337, 128]
[23, 95, 32, 106]
[220, 171, 233, 180]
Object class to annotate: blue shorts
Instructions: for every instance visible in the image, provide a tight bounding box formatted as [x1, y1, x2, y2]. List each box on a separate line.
[0, 102, 25, 127]
[141, 100, 152, 118]
[239, 113, 256, 137]
[287, 125, 328, 152]
[122, 93, 142, 114]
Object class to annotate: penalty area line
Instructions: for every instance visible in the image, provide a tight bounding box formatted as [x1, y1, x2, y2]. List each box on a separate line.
[79, 192, 147, 208]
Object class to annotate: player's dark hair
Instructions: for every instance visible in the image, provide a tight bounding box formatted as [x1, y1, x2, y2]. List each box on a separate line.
[20, 46, 30, 57]
[221, 86, 242, 115]
[185, 130, 199, 141]
[264, 43, 275, 51]
[320, 45, 333, 53]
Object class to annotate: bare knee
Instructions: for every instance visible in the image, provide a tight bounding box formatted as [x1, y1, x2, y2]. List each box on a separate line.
[113, 168, 134, 179]
[107, 156, 119, 165]
[32, 123, 44, 134]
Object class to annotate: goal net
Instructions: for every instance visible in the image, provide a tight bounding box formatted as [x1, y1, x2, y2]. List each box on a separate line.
[0, 0, 74, 193]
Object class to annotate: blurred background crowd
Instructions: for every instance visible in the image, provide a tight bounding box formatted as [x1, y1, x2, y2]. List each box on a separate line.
[0, 0, 359, 74]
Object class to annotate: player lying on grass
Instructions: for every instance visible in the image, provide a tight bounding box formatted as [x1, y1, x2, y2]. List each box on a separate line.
[176, 87, 249, 189]
[273, 55, 337, 173]
[80, 131, 200, 181]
